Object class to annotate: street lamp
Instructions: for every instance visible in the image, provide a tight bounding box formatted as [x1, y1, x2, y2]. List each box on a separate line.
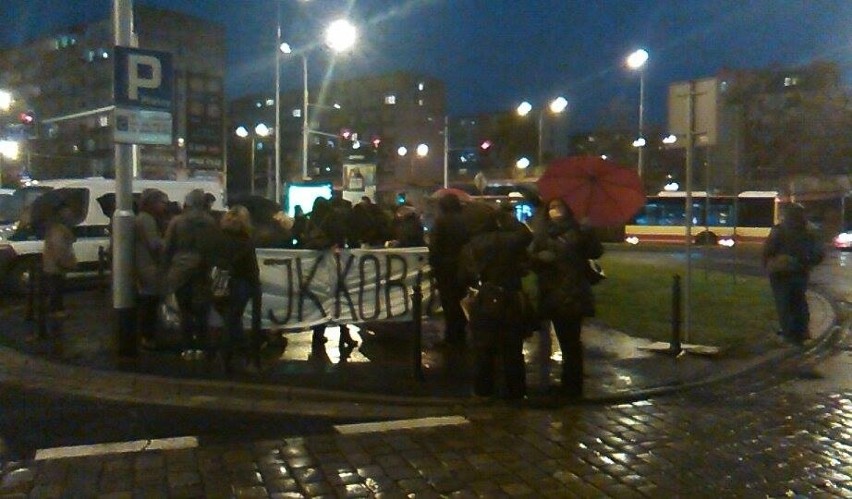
[626, 48, 649, 177]
[399, 143, 428, 179]
[516, 96, 567, 168]
[0, 90, 12, 112]
[235, 124, 270, 195]
[281, 19, 357, 182]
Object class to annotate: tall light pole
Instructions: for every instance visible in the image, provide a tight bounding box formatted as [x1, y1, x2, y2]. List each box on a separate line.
[516, 97, 567, 168]
[274, 2, 282, 203]
[626, 48, 649, 177]
[281, 19, 356, 181]
[236, 124, 270, 195]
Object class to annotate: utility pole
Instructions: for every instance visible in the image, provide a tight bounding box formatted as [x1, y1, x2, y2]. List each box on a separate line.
[113, 0, 136, 356]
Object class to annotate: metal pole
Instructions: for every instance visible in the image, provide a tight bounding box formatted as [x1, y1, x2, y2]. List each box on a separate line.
[443, 116, 449, 188]
[301, 55, 309, 179]
[274, 5, 282, 203]
[684, 80, 696, 343]
[638, 71, 646, 177]
[537, 111, 544, 168]
[113, 0, 137, 357]
[250, 136, 256, 195]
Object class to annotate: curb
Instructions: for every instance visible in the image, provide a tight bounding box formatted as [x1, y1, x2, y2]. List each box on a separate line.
[0, 290, 840, 418]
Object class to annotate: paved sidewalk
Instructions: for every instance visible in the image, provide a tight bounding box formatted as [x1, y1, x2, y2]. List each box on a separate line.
[0, 284, 837, 419]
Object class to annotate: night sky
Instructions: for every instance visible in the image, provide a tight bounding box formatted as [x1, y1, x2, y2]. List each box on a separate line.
[2, 0, 850, 131]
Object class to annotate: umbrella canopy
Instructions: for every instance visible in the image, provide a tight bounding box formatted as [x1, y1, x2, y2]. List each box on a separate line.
[430, 187, 472, 202]
[537, 156, 645, 227]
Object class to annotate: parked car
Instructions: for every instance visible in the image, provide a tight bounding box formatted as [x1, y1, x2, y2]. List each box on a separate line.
[0, 177, 225, 294]
[834, 225, 852, 251]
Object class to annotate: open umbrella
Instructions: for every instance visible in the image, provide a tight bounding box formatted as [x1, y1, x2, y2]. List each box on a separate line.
[537, 156, 645, 227]
[430, 187, 473, 202]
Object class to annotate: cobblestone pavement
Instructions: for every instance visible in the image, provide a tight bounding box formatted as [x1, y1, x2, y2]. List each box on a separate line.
[4, 338, 852, 498]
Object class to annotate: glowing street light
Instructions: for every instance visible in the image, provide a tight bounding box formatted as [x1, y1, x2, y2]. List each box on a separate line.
[281, 20, 357, 182]
[516, 97, 568, 167]
[626, 48, 649, 177]
[515, 157, 531, 170]
[662, 134, 678, 145]
[0, 90, 12, 112]
[235, 124, 271, 195]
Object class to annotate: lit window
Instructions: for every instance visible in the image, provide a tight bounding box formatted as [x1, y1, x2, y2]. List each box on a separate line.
[265, 99, 274, 106]
[784, 76, 799, 87]
[98, 115, 109, 127]
[384, 95, 396, 105]
[418, 82, 425, 91]
[418, 99, 424, 106]
[292, 109, 302, 118]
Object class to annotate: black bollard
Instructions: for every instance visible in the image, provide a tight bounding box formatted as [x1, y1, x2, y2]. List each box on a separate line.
[411, 271, 424, 381]
[670, 274, 682, 355]
[25, 258, 36, 321]
[97, 246, 107, 293]
[36, 263, 47, 339]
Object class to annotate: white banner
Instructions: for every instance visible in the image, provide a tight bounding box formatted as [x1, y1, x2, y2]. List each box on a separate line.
[255, 247, 432, 331]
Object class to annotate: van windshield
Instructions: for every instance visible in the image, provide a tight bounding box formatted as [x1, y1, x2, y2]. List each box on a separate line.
[0, 186, 53, 225]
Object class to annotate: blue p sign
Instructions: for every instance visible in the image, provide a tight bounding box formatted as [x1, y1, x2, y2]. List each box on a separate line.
[114, 46, 173, 111]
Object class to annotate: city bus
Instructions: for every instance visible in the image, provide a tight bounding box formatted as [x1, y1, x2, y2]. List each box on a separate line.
[624, 191, 781, 246]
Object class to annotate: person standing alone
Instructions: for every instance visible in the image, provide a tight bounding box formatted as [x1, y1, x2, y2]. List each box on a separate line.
[763, 203, 824, 345]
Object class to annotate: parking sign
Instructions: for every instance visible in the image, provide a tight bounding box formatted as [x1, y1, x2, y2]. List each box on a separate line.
[114, 46, 173, 144]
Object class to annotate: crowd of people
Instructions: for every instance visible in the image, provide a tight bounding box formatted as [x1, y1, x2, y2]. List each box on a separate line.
[124, 188, 426, 373]
[37, 184, 827, 402]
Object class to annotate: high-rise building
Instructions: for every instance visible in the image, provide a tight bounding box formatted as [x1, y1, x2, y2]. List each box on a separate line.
[229, 71, 446, 193]
[0, 6, 225, 182]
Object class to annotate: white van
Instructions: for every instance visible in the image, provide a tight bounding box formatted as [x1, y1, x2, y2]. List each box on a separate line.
[0, 177, 225, 293]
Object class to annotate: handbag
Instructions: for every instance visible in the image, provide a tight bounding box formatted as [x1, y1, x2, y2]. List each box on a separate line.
[766, 254, 801, 273]
[210, 265, 232, 299]
[586, 259, 606, 285]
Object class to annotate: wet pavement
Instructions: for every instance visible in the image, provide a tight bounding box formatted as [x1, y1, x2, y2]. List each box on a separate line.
[0, 249, 849, 497]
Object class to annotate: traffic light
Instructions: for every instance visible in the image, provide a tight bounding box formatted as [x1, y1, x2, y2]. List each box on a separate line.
[19, 111, 35, 126]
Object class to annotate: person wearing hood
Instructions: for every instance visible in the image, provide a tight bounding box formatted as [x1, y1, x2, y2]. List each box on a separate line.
[762, 203, 824, 345]
[428, 193, 470, 346]
[163, 188, 221, 360]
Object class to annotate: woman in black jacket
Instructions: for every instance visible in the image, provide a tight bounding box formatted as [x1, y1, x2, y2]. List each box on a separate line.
[217, 205, 261, 373]
[530, 198, 603, 398]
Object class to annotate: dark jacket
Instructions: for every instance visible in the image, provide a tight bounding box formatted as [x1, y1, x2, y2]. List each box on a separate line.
[219, 229, 260, 288]
[428, 196, 470, 273]
[763, 218, 823, 275]
[163, 207, 219, 293]
[465, 216, 533, 292]
[530, 214, 603, 318]
[392, 207, 426, 247]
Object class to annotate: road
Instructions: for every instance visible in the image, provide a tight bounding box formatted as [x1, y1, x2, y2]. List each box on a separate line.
[0, 247, 849, 496]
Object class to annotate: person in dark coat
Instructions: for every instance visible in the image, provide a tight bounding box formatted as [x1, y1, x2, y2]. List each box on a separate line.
[134, 188, 169, 349]
[163, 189, 221, 360]
[389, 204, 425, 247]
[463, 210, 533, 400]
[428, 193, 470, 345]
[215, 205, 261, 373]
[762, 203, 824, 345]
[302, 197, 358, 353]
[530, 198, 603, 398]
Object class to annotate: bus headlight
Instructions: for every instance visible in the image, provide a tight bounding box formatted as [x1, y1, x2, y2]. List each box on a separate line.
[718, 238, 736, 248]
[625, 236, 640, 245]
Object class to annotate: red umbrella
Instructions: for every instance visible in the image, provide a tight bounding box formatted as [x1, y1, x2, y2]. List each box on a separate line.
[430, 187, 473, 202]
[537, 156, 645, 227]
